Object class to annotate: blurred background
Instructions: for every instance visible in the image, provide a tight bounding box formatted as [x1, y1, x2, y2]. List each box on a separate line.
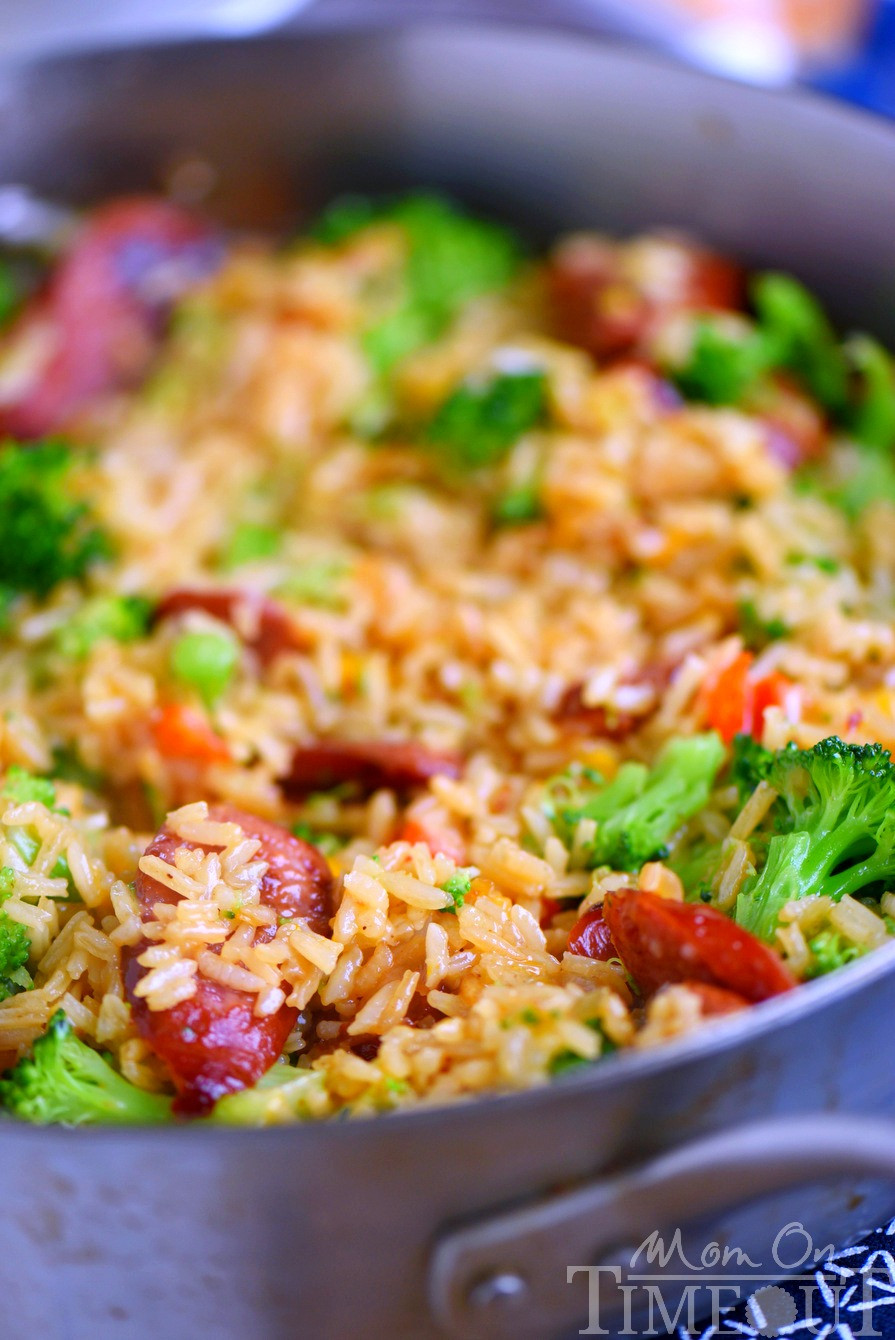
[1, 0, 895, 114]
[0, 0, 893, 112]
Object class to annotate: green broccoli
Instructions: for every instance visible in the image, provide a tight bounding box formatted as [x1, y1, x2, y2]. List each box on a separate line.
[0, 257, 22, 328]
[428, 369, 547, 472]
[671, 273, 863, 431]
[0, 868, 31, 1002]
[543, 732, 725, 871]
[310, 194, 383, 245]
[54, 594, 152, 660]
[672, 319, 769, 407]
[805, 928, 864, 979]
[208, 1064, 328, 1125]
[219, 521, 282, 570]
[800, 448, 895, 521]
[751, 272, 849, 416]
[314, 193, 521, 376]
[791, 337, 895, 519]
[735, 736, 895, 943]
[0, 767, 75, 889]
[847, 336, 895, 452]
[439, 868, 476, 912]
[0, 439, 110, 616]
[50, 744, 105, 793]
[730, 731, 775, 801]
[1, 764, 56, 809]
[0, 1011, 172, 1125]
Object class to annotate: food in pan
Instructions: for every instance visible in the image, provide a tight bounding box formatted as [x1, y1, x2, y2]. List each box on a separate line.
[0, 192, 893, 1124]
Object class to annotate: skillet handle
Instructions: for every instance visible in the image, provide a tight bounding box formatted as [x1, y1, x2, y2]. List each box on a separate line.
[429, 1113, 895, 1339]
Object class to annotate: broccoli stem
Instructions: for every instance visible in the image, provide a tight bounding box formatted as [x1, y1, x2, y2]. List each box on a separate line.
[0, 1012, 172, 1125]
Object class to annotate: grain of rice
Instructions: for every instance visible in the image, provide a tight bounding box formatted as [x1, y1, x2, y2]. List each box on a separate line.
[829, 895, 889, 949]
[713, 840, 755, 912]
[729, 781, 778, 840]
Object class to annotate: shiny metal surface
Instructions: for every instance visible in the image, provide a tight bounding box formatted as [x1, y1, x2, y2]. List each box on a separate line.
[1, 23, 895, 1338]
[431, 1113, 895, 1338]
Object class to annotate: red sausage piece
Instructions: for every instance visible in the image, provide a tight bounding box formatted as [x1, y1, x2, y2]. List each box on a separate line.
[602, 888, 795, 1002]
[281, 740, 463, 797]
[567, 905, 618, 961]
[0, 196, 222, 438]
[125, 803, 333, 1116]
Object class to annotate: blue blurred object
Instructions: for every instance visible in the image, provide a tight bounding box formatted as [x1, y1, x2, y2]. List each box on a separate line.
[813, 0, 895, 115]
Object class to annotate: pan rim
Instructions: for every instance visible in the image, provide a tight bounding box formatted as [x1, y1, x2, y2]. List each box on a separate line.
[1, 17, 894, 1139]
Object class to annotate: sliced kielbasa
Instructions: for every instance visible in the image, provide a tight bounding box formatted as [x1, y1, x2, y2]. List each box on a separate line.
[0, 196, 222, 438]
[281, 740, 463, 798]
[125, 804, 333, 1116]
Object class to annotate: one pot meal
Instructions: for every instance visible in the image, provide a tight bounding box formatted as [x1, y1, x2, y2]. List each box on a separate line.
[0, 192, 892, 1125]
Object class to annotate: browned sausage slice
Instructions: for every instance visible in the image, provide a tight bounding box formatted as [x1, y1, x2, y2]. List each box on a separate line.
[547, 233, 743, 364]
[603, 888, 795, 1002]
[0, 196, 222, 438]
[281, 740, 463, 797]
[125, 804, 333, 1116]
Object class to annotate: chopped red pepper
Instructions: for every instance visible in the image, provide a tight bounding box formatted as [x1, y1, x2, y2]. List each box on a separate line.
[151, 703, 230, 765]
[700, 651, 790, 743]
[398, 816, 466, 864]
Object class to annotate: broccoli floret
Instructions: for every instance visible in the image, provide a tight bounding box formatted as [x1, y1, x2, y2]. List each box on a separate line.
[219, 522, 282, 570]
[0, 768, 76, 890]
[730, 732, 774, 800]
[0, 869, 30, 1002]
[0, 1011, 172, 1125]
[439, 868, 476, 912]
[208, 1064, 328, 1125]
[673, 319, 769, 407]
[735, 737, 895, 942]
[0, 257, 23, 328]
[428, 369, 547, 472]
[311, 194, 383, 245]
[169, 627, 239, 710]
[805, 928, 864, 979]
[796, 434, 895, 520]
[544, 732, 725, 871]
[670, 274, 859, 429]
[1, 764, 56, 808]
[1, 1013, 170, 1124]
[751, 273, 849, 416]
[315, 193, 521, 376]
[0, 439, 110, 614]
[847, 336, 895, 452]
[54, 594, 152, 660]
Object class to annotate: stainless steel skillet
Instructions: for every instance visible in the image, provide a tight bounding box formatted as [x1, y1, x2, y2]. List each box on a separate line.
[3, 20, 895, 1339]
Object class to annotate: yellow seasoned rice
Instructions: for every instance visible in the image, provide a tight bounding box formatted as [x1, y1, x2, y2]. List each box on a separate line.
[0, 210, 893, 1123]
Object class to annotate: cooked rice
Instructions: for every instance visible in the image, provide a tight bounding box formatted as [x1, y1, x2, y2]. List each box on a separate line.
[0, 215, 893, 1120]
